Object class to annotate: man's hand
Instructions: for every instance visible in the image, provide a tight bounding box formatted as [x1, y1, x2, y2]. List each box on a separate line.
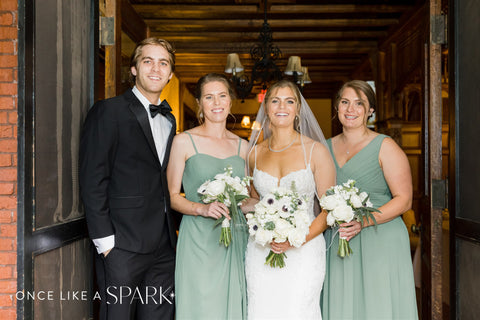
[103, 248, 112, 257]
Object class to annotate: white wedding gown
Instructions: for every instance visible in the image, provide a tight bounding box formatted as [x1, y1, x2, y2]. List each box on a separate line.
[245, 146, 326, 320]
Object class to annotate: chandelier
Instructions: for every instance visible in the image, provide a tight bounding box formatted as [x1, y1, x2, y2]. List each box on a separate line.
[224, 0, 311, 100]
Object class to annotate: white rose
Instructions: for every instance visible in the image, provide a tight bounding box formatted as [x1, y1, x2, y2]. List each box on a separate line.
[320, 194, 344, 211]
[205, 180, 226, 197]
[366, 200, 373, 208]
[288, 228, 307, 248]
[294, 211, 310, 228]
[350, 194, 363, 208]
[255, 229, 273, 246]
[326, 213, 336, 226]
[332, 204, 355, 223]
[274, 218, 293, 238]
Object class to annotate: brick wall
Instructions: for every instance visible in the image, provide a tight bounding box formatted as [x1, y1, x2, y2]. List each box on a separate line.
[0, 0, 17, 319]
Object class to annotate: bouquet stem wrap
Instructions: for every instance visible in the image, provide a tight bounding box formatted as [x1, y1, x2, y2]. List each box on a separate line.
[265, 250, 287, 268]
[338, 232, 352, 257]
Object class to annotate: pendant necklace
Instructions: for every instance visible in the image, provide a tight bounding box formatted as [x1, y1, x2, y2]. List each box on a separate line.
[269, 133, 298, 153]
[343, 131, 369, 155]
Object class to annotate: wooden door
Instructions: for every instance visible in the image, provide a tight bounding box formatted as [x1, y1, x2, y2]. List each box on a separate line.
[420, 0, 445, 319]
[17, 0, 97, 319]
[448, 0, 480, 319]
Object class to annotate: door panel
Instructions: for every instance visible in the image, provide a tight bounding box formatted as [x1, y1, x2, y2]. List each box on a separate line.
[450, 0, 480, 318]
[18, 0, 97, 318]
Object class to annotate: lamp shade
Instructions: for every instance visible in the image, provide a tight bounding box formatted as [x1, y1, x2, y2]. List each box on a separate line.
[241, 115, 251, 128]
[224, 53, 244, 74]
[284, 56, 303, 75]
[297, 67, 312, 84]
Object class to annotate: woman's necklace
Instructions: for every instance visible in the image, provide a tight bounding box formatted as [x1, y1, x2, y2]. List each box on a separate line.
[343, 130, 369, 155]
[268, 133, 298, 153]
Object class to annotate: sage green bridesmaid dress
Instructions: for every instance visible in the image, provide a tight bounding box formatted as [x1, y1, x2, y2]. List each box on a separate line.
[322, 134, 418, 320]
[175, 132, 248, 320]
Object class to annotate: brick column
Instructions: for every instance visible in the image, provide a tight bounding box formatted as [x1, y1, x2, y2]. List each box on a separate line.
[0, 0, 18, 319]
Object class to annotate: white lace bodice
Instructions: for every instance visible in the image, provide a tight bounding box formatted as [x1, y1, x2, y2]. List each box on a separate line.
[253, 167, 316, 222]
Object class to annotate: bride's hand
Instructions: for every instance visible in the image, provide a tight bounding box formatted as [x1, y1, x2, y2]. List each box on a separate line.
[271, 240, 292, 254]
[201, 201, 230, 220]
[239, 197, 259, 213]
[339, 220, 362, 241]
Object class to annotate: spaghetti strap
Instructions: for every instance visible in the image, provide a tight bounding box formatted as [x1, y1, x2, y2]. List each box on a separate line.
[300, 134, 308, 168]
[185, 132, 199, 154]
[308, 142, 316, 166]
[237, 137, 242, 156]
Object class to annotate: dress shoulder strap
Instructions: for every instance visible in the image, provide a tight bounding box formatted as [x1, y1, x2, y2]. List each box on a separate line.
[185, 132, 199, 154]
[308, 141, 317, 166]
[300, 134, 308, 168]
[237, 137, 242, 156]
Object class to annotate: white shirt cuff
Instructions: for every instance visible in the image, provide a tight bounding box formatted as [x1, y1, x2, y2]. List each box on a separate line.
[92, 235, 115, 254]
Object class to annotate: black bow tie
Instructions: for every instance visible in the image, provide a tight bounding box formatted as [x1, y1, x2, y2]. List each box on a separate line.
[149, 100, 172, 118]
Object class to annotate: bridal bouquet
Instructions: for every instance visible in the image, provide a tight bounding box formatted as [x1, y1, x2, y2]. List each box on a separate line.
[320, 179, 379, 258]
[245, 182, 310, 268]
[197, 166, 252, 247]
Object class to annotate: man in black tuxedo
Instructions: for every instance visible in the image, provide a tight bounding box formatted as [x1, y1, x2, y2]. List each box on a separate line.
[79, 38, 177, 320]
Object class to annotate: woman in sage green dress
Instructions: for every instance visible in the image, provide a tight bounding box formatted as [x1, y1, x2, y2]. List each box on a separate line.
[321, 80, 418, 319]
[167, 73, 249, 320]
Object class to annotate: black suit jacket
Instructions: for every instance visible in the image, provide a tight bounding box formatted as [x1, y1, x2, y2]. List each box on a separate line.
[79, 89, 177, 253]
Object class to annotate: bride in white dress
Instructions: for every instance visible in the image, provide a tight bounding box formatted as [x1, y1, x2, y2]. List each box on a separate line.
[243, 80, 336, 319]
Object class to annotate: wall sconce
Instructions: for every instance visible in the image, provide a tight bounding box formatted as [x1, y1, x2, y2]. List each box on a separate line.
[251, 120, 262, 131]
[241, 115, 251, 128]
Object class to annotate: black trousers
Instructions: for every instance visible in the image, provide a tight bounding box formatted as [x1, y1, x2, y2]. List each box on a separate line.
[95, 229, 175, 320]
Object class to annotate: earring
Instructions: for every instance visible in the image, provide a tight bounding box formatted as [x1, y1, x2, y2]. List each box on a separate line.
[294, 115, 300, 131]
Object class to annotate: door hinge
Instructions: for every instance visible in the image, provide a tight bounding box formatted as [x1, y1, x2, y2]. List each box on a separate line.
[100, 16, 115, 46]
[431, 14, 447, 45]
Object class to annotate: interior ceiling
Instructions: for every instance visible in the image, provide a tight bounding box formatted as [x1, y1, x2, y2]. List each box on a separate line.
[127, 0, 422, 99]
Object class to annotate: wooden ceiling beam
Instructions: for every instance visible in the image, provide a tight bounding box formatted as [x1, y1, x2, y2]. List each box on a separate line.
[145, 18, 399, 30]
[173, 54, 363, 67]
[149, 30, 388, 42]
[169, 41, 377, 54]
[121, 0, 148, 43]
[132, 4, 413, 18]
